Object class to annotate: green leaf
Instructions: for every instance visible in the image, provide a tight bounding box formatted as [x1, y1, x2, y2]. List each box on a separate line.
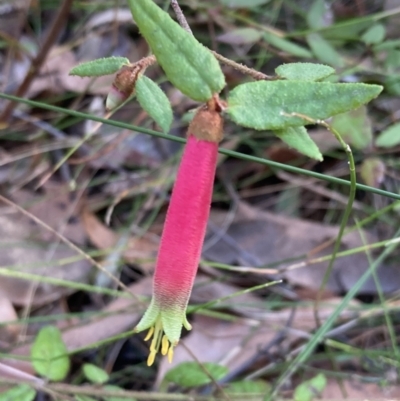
[362, 24, 386, 46]
[307, 0, 327, 30]
[307, 33, 345, 68]
[127, 0, 225, 102]
[226, 80, 382, 130]
[219, 0, 270, 7]
[164, 362, 228, 388]
[375, 122, 400, 148]
[274, 126, 323, 161]
[75, 396, 96, 401]
[135, 75, 173, 132]
[103, 385, 136, 401]
[0, 384, 36, 401]
[263, 32, 312, 58]
[331, 106, 373, 150]
[217, 28, 262, 45]
[225, 380, 271, 395]
[360, 157, 386, 188]
[275, 63, 335, 81]
[82, 363, 109, 384]
[69, 57, 130, 77]
[294, 374, 327, 401]
[31, 326, 70, 381]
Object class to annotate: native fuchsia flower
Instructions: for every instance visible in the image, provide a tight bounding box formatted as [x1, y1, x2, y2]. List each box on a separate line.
[135, 106, 223, 366]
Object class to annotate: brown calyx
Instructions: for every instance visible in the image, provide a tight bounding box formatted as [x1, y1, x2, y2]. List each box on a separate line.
[114, 65, 141, 95]
[188, 96, 225, 143]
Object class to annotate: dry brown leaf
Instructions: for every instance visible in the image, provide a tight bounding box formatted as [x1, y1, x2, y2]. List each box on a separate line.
[81, 208, 157, 271]
[205, 202, 400, 294]
[0, 210, 91, 307]
[11, 181, 86, 245]
[0, 297, 18, 345]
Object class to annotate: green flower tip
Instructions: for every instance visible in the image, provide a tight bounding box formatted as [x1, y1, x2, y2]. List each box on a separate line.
[135, 299, 192, 366]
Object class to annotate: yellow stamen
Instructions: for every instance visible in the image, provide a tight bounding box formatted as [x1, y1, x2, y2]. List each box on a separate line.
[144, 326, 154, 341]
[168, 346, 174, 363]
[145, 317, 173, 366]
[161, 335, 170, 356]
[147, 350, 156, 366]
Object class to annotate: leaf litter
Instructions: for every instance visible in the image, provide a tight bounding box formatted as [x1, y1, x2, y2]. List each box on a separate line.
[1, 0, 400, 399]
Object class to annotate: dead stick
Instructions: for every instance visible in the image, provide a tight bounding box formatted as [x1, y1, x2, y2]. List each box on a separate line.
[0, 0, 74, 125]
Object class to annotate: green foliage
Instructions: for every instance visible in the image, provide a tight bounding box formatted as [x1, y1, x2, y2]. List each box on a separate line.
[219, 0, 270, 7]
[294, 373, 327, 401]
[69, 57, 130, 77]
[274, 126, 323, 161]
[362, 24, 386, 46]
[83, 363, 109, 384]
[360, 157, 385, 188]
[103, 385, 135, 401]
[164, 362, 228, 387]
[375, 122, 400, 148]
[136, 75, 173, 133]
[225, 379, 271, 395]
[307, 0, 326, 29]
[227, 80, 382, 130]
[75, 396, 96, 401]
[275, 63, 335, 81]
[0, 384, 36, 401]
[126, 0, 225, 102]
[331, 106, 373, 150]
[263, 32, 312, 58]
[307, 33, 345, 68]
[219, 27, 262, 45]
[31, 326, 70, 381]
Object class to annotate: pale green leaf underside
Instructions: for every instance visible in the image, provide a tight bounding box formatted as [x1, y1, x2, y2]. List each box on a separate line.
[227, 81, 383, 130]
[127, 0, 225, 102]
[275, 126, 323, 161]
[276, 63, 335, 81]
[31, 326, 70, 381]
[69, 57, 130, 77]
[136, 75, 173, 133]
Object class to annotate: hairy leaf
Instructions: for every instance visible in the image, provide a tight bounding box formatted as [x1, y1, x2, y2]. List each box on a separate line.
[127, 0, 225, 101]
[275, 126, 323, 161]
[276, 63, 335, 81]
[227, 81, 382, 130]
[69, 57, 130, 77]
[136, 75, 173, 132]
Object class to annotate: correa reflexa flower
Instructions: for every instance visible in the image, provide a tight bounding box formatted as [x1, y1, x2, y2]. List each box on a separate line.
[135, 102, 223, 366]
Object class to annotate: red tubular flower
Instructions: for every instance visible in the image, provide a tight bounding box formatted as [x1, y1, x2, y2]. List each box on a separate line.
[135, 105, 223, 366]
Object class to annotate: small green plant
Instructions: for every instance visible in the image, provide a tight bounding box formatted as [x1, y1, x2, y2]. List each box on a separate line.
[69, 0, 382, 367]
